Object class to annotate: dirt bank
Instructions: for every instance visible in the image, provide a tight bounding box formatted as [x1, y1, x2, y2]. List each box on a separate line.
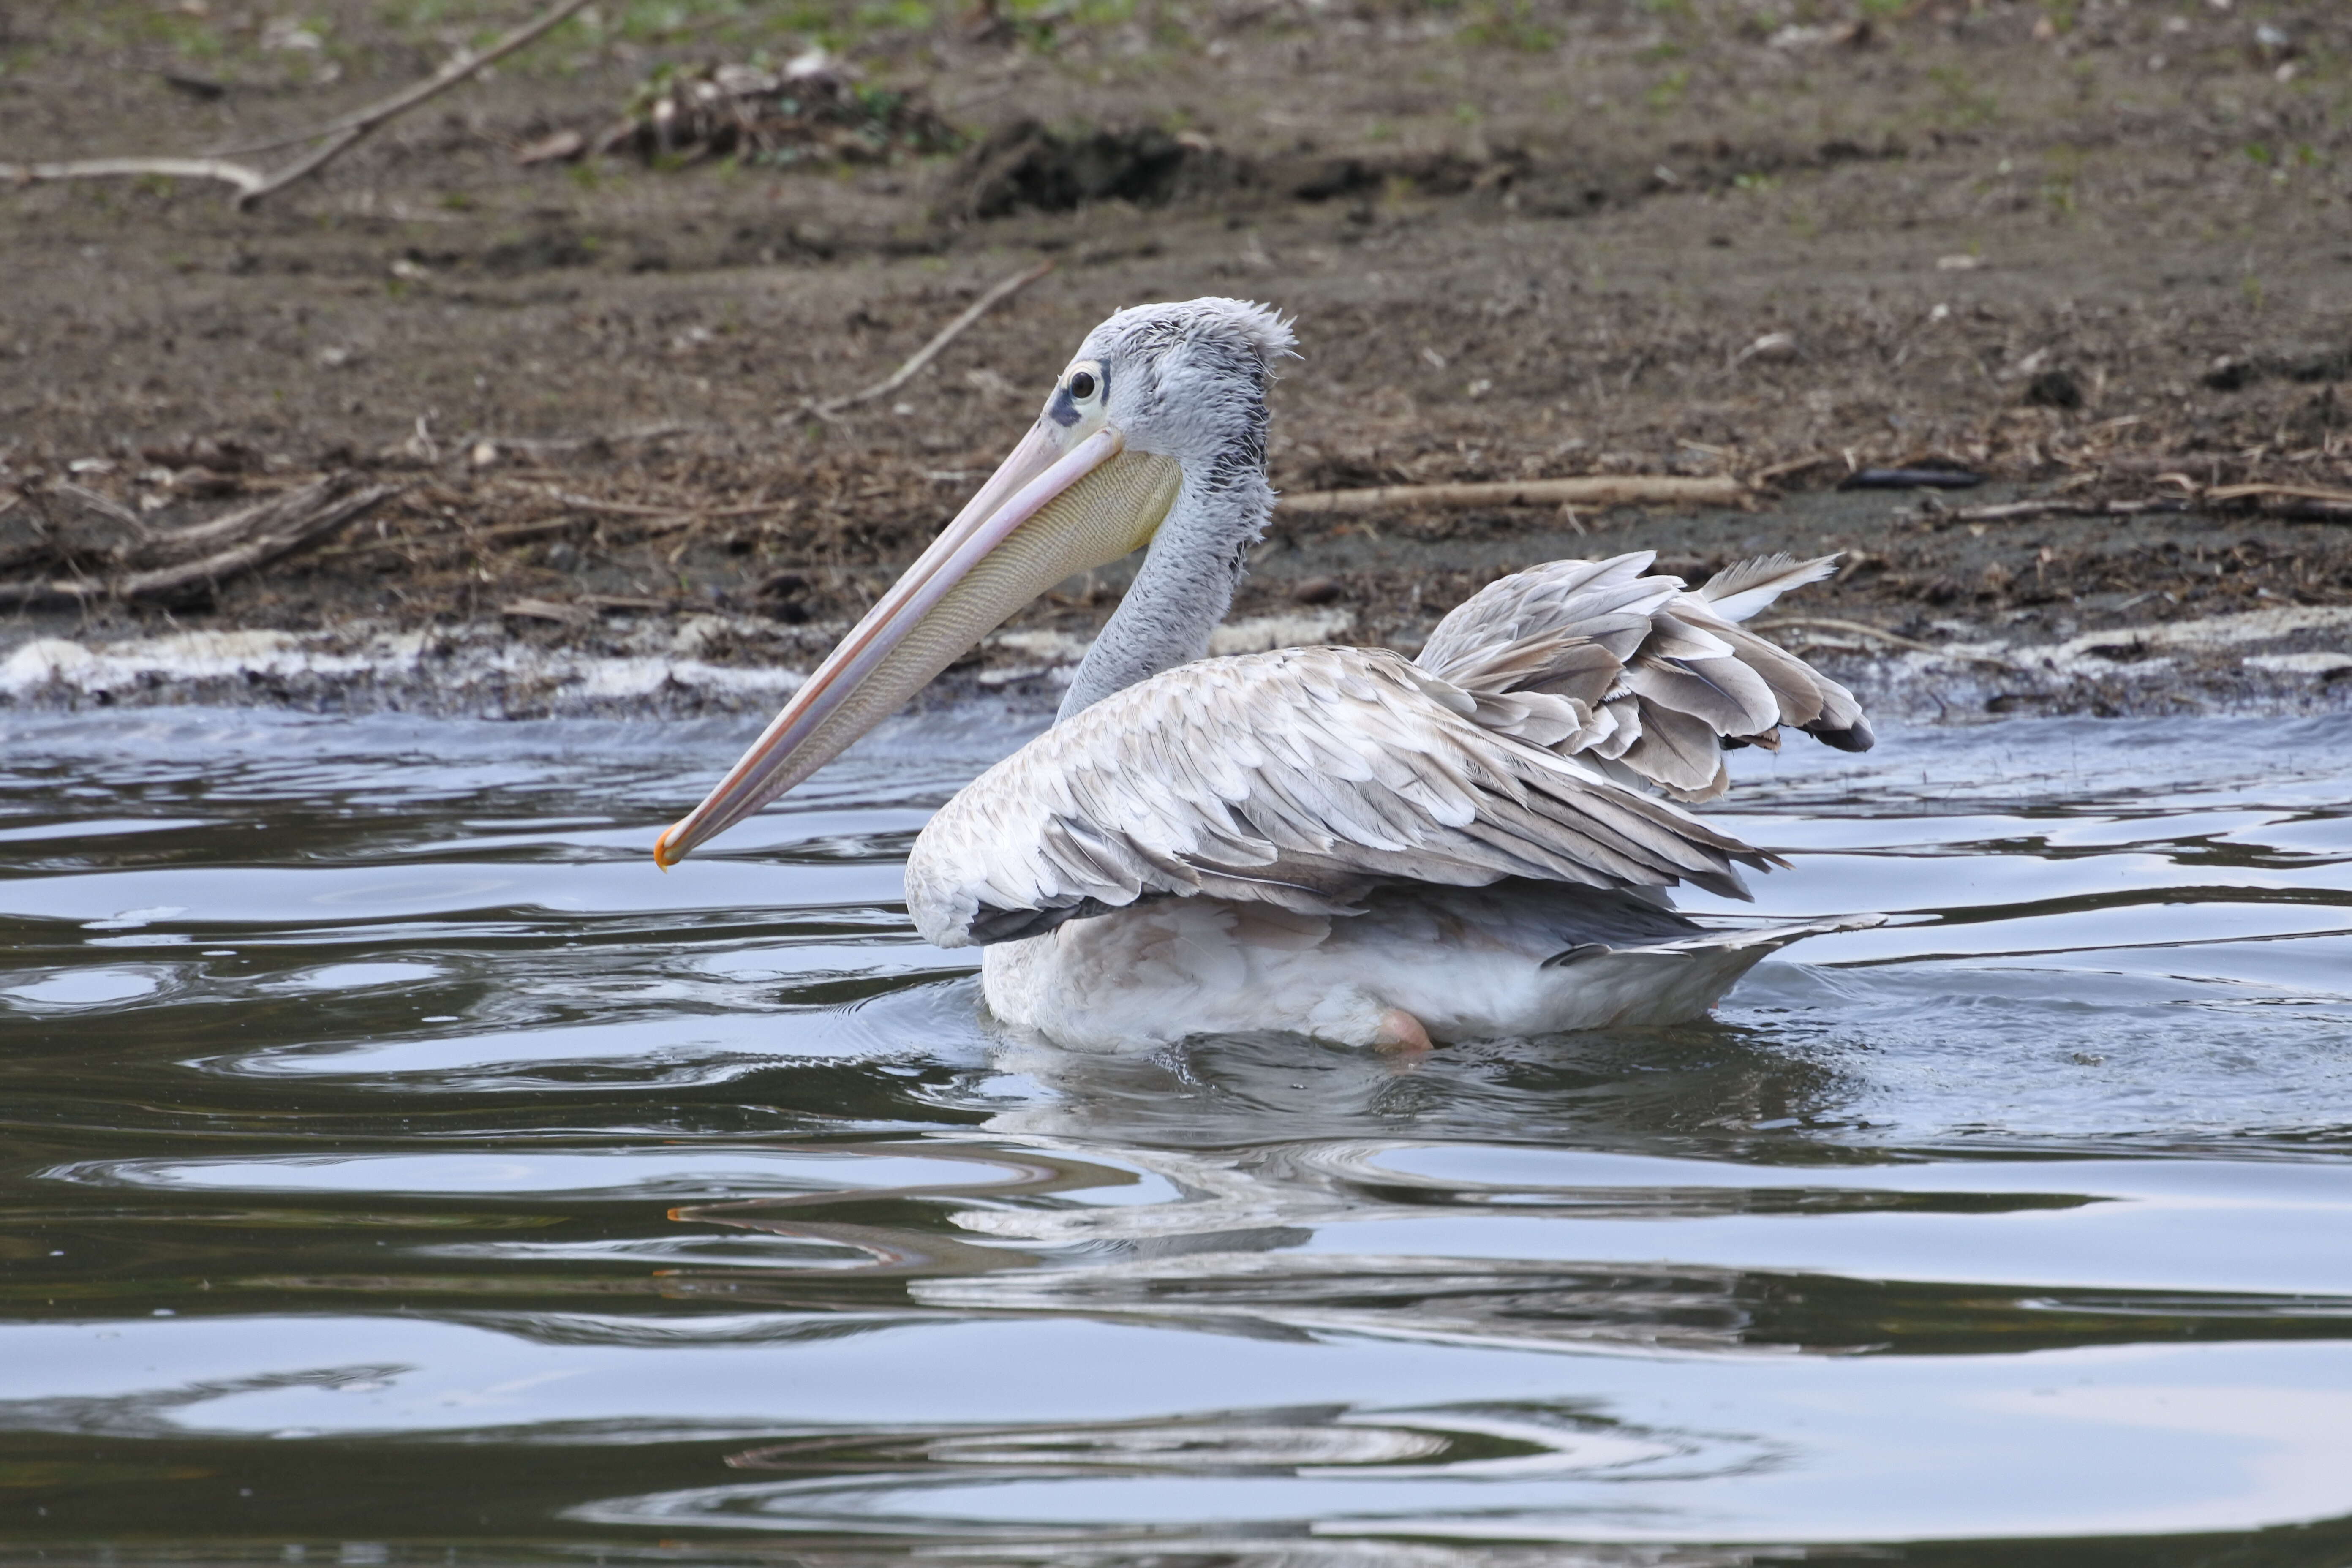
[3, 0, 2347, 717]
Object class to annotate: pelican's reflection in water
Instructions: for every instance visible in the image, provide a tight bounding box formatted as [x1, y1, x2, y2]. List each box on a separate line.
[576, 1029, 1802, 1547]
[655, 1023, 1877, 1353]
[566, 1022, 2352, 1554]
[908, 1033, 1876, 1359]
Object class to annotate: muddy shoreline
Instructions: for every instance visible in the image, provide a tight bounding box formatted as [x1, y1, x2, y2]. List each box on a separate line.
[8, 474, 2349, 721]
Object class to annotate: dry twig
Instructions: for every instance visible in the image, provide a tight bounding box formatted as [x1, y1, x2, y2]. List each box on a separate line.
[2205, 482, 2352, 507]
[501, 593, 678, 622]
[1750, 452, 1840, 487]
[465, 424, 706, 457]
[803, 261, 1056, 419]
[0, 155, 268, 199]
[525, 490, 784, 521]
[48, 482, 153, 536]
[501, 597, 589, 624]
[318, 490, 783, 561]
[0, 0, 595, 209]
[1933, 496, 2188, 525]
[1280, 475, 1750, 516]
[1754, 615, 2019, 668]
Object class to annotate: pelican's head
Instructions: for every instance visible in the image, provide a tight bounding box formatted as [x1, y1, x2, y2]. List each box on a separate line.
[1057, 297, 1294, 472]
[654, 297, 1293, 868]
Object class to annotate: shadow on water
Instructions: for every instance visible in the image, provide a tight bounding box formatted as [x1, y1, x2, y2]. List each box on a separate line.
[0, 709, 2349, 1563]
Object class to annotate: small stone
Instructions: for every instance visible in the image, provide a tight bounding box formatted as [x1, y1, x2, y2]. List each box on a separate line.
[2023, 369, 2083, 411]
[1290, 577, 1343, 606]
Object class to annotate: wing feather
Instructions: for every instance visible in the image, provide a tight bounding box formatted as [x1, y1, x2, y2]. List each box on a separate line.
[1413, 551, 1874, 791]
[1619, 698, 1730, 799]
[1698, 551, 1842, 623]
[1624, 650, 1781, 736]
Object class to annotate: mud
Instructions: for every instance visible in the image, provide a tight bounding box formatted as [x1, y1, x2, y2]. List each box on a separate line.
[3, 0, 2348, 717]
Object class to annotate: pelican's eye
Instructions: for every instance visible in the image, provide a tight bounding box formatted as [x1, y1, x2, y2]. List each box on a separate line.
[1046, 359, 1107, 428]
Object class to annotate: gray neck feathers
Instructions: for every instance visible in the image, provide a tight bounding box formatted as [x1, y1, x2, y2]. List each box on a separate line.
[1057, 455, 1272, 721]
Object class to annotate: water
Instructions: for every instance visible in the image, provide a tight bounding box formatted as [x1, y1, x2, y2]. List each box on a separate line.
[3, 704, 2351, 1565]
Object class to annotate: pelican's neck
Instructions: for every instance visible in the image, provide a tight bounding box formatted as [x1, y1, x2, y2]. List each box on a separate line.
[1058, 450, 1271, 721]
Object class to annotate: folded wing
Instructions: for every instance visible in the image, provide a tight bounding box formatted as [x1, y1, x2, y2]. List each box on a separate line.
[906, 645, 1776, 947]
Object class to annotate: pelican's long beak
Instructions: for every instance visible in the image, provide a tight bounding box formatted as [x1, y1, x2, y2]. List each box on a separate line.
[654, 419, 1181, 867]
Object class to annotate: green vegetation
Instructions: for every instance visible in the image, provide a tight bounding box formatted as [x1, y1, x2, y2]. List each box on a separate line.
[1459, 0, 1558, 53]
[1925, 64, 1999, 128]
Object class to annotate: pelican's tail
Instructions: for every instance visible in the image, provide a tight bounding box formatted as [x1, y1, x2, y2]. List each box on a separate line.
[1546, 910, 1888, 968]
[1519, 911, 1886, 1032]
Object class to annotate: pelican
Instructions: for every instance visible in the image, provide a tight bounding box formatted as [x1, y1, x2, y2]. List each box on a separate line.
[657, 298, 1881, 1049]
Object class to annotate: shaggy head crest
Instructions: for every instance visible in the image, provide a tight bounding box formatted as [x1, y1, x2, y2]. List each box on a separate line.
[1069, 298, 1295, 468]
[1083, 297, 1297, 378]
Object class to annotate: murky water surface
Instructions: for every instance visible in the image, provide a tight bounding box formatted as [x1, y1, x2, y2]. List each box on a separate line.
[3, 706, 2351, 1565]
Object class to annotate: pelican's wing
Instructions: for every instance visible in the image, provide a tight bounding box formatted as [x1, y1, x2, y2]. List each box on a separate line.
[1415, 552, 1871, 803]
[905, 646, 1775, 948]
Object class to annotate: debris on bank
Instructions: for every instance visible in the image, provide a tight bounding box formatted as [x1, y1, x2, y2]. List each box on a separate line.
[1774, 602, 2352, 720]
[0, 475, 399, 612]
[587, 52, 961, 168]
[0, 617, 805, 720]
[0, 608, 1357, 719]
[4, 602, 2349, 723]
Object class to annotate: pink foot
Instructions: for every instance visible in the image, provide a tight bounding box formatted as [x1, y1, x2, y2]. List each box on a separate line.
[1372, 1007, 1433, 1055]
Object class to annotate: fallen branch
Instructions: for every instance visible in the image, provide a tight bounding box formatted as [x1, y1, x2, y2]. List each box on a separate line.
[1933, 496, 2189, 525]
[0, 0, 594, 210]
[1750, 452, 1840, 487]
[463, 424, 707, 458]
[1279, 475, 1750, 516]
[46, 481, 154, 536]
[0, 155, 267, 198]
[0, 476, 400, 607]
[1753, 614, 2018, 668]
[140, 482, 357, 552]
[525, 490, 784, 521]
[501, 593, 675, 622]
[316, 493, 783, 560]
[802, 261, 1056, 419]
[2205, 482, 2352, 507]
[315, 514, 580, 559]
[501, 597, 589, 625]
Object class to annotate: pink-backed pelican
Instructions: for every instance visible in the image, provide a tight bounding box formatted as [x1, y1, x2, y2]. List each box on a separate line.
[656, 298, 1881, 1049]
